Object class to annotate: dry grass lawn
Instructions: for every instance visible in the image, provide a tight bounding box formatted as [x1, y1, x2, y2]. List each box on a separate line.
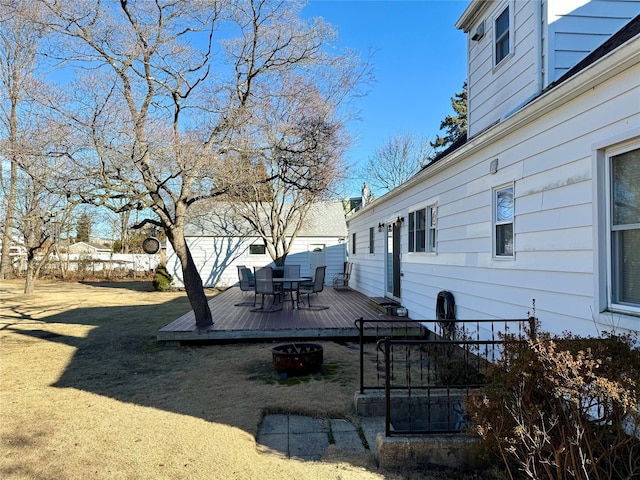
[1, 280, 413, 480]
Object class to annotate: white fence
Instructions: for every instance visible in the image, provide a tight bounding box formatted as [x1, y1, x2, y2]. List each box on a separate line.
[13, 252, 161, 276]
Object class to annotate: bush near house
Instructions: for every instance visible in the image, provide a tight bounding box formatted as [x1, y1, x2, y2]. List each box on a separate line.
[468, 322, 640, 480]
[152, 264, 173, 291]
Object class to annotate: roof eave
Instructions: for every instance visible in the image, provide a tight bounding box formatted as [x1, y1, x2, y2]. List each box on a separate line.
[456, 0, 492, 32]
[348, 34, 640, 223]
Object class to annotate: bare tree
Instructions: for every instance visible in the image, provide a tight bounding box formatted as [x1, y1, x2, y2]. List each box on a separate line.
[15, 166, 74, 294]
[39, 0, 364, 327]
[0, 0, 46, 279]
[361, 133, 432, 195]
[227, 75, 348, 265]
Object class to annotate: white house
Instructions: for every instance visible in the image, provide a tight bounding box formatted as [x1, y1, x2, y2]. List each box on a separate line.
[67, 241, 112, 254]
[165, 201, 348, 288]
[346, 0, 640, 337]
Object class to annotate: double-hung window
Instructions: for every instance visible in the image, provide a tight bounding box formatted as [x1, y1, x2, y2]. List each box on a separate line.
[609, 147, 640, 308]
[408, 209, 426, 252]
[494, 185, 514, 257]
[408, 205, 437, 253]
[495, 5, 510, 65]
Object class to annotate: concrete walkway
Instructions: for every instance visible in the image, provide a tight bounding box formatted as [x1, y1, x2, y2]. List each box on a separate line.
[256, 414, 385, 461]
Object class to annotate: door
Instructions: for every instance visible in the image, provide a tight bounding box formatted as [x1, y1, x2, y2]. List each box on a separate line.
[309, 244, 326, 277]
[385, 223, 401, 299]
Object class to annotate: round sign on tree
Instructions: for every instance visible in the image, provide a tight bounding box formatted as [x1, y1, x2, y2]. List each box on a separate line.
[142, 237, 160, 254]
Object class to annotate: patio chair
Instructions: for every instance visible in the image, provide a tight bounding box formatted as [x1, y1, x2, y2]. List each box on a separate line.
[251, 266, 282, 312]
[332, 262, 352, 290]
[235, 266, 256, 306]
[298, 266, 328, 310]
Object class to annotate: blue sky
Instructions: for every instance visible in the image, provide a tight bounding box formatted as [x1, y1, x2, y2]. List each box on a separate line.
[302, 0, 469, 196]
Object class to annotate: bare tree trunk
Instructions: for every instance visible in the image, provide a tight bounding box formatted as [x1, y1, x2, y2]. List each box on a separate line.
[0, 159, 17, 279]
[24, 267, 36, 294]
[0, 99, 19, 280]
[24, 254, 41, 294]
[121, 210, 131, 254]
[166, 228, 213, 328]
[23, 244, 50, 294]
[53, 245, 67, 280]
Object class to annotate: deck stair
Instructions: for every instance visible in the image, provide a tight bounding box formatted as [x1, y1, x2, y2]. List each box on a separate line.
[368, 297, 404, 316]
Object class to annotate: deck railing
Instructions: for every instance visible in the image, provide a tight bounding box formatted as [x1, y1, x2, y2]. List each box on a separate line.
[355, 317, 533, 436]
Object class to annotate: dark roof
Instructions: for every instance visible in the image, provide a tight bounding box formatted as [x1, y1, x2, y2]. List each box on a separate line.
[421, 13, 640, 172]
[423, 133, 468, 168]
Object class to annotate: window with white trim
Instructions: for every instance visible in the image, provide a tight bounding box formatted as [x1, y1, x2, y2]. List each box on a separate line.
[408, 208, 425, 253]
[609, 146, 640, 309]
[409, 205, 437, 253]
[495, 5, 510, 65]
[427, 205, 437, 252]
[494, 185, 514, 257]
[249, 244, 266, 255]
[351, 232, 356, 255]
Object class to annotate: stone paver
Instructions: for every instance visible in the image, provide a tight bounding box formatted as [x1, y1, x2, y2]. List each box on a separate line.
[359, 416, 386, 456]
[256, 414, 384, 459]
[330, 419, 366, 453]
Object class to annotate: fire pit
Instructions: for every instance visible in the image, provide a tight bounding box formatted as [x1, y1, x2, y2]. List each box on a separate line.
[272, 343, 323, 375]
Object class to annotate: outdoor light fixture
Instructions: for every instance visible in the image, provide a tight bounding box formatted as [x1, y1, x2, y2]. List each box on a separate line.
[377, 223, 384, 232]
[395, 216, 404, 226]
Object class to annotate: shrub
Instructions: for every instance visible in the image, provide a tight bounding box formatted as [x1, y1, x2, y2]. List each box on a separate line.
[152, 264, 173, 291]
[468, 321, 640, 480]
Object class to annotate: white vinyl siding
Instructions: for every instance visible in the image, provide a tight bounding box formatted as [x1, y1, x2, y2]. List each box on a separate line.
[546, 0, 640, 83]
[166, 235, 346, 288]
[467, 1, 539, 137]
[466, 1, 640, 137]
[346, 47, 640, 337]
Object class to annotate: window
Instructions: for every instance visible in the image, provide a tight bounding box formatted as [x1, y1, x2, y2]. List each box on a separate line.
[494, 185, 514, 257]
[352, 232, 356, 255]
[609, 147, 640, 308]
[249, 244, 266, 255]
[369, 227, 375, 254]
[427, 205, 437, 252]
[495, 6, 510, 65]
[408, 208, 426, 253]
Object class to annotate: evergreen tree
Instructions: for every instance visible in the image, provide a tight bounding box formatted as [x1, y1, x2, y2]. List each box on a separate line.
[76, 213, 91, 243]
[430, 82, 467, 158]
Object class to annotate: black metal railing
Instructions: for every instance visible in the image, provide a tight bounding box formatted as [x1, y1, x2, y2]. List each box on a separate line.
[354, 317, 429, 394]
[356, 317, 533, 436]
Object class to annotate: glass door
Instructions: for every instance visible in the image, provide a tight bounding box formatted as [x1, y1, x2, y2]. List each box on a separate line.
[385, 223, 401, 299]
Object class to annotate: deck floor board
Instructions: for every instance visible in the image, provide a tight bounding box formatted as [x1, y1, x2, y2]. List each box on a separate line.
[158, 286, 422, 342]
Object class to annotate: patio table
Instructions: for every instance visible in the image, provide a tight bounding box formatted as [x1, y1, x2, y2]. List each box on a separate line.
[272, 277, 311, 309]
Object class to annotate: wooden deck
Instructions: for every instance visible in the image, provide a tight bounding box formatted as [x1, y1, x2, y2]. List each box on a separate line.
[157, 286, 425, 342]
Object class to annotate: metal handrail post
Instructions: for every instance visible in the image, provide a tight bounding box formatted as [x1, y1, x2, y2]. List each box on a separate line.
[355, 317, 364, 393]
[382, 338, 392, 437]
